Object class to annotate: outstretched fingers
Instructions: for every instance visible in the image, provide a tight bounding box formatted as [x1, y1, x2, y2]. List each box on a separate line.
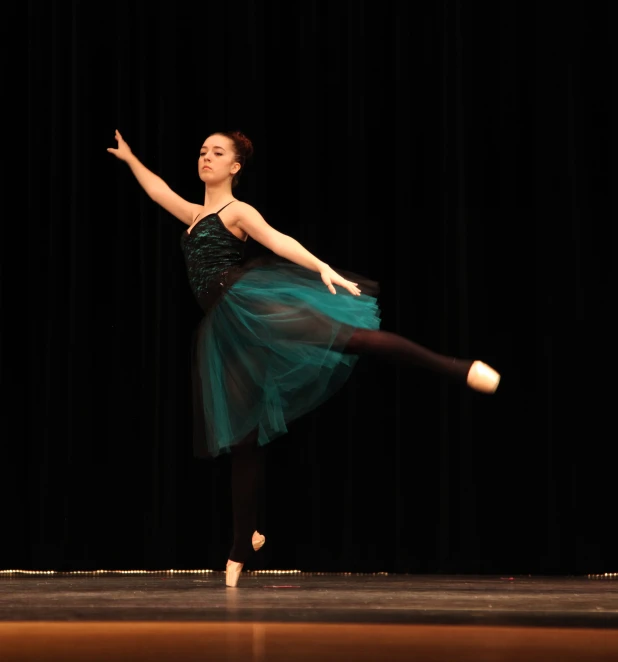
[343, 280, 362, 296]
[322, 272, 362, 296]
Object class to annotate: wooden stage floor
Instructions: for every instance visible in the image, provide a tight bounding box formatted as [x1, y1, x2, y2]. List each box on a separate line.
[1, 573, 616, 660]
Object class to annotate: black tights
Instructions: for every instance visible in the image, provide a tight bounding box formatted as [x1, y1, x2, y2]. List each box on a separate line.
[229, 430, 264, 563]
[228, 327, 474, 563]
[344, 328, 473, 381]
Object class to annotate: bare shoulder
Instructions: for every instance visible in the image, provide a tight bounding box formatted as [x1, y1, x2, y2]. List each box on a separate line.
[234, 201, 283, 251]
[231, 200, 263, 221]
[228, 200, 268, 232]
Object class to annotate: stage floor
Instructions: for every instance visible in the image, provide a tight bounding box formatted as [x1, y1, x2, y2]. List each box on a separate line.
[1, 574, 617, 661]
[0, 573, 616, 627]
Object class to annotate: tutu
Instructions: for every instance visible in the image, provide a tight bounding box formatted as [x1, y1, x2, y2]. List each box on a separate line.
[191, 260, 381, 457]
[182, 209, 381, 457]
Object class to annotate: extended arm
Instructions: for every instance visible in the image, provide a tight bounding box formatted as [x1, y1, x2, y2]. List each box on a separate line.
[107, 130, 200, 225]
[237, 203, 361, 296]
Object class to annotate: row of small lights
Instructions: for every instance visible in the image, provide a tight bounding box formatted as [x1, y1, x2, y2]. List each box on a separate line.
[2, 569, 615, 578]
[0, 569, 388, 576]
[587, 572, 618, 579]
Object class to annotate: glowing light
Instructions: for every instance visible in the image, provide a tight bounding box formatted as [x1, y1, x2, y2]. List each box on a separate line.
[0, 568, 389, 577]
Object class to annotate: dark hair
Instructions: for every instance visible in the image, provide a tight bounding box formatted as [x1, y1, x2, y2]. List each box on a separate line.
[212, 130, 254, 189]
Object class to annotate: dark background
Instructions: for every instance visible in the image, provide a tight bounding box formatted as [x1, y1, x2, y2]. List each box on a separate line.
[8, 0, 615, 575]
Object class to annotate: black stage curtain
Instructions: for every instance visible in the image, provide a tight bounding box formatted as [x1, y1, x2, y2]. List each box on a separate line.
[7, 0, 615, 574]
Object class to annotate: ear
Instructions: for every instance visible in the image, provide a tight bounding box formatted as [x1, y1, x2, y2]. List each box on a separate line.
[231, 162, 241, 175]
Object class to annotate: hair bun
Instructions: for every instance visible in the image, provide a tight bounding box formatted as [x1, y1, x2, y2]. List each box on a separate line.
[230, 131, 254, 161]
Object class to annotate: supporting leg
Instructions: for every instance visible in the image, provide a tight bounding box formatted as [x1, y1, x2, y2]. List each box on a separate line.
[227, 430, 264, 586]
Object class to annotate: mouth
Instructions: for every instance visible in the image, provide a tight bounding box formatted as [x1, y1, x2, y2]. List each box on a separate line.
[202, 166, 212, 171]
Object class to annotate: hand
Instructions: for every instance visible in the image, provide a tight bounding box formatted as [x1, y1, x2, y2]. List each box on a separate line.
[107, 129, 133, 161]
[320, 265, 362, 296]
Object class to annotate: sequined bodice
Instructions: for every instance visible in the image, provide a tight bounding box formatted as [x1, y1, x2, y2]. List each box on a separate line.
[180, 214, 246, 310]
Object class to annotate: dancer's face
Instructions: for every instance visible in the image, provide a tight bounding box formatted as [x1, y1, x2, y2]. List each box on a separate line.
[198, 134, 240, 184]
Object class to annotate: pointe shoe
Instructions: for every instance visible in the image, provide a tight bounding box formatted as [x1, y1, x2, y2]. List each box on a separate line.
[226, 533, 264, 587]
[226, 560, 243, 587]
[467, 361, 501, 393]
[252, 531, 266, 552]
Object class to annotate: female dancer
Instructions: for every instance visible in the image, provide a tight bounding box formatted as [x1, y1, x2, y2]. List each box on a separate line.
[108, 129, 500, 587]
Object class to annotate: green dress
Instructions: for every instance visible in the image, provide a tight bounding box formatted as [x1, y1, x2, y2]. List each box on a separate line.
[181, 205, 381, 457]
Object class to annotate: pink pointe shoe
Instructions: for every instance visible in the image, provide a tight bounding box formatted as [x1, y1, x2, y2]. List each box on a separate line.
[252, 531, 266, 551]
[226, 531, 266, 587]
[467, 361, 501, 393]
[226, 560, 243, 587]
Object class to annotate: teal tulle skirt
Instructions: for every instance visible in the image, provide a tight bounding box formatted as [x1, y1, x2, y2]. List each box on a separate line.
[191, 260, 381, 457]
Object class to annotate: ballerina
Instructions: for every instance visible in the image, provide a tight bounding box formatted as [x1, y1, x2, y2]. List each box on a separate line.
[108, 129, 500, 587]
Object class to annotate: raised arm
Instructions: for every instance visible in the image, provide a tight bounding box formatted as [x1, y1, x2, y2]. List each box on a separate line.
[236, 203, 361, 296]
[107, 130, 201, 225]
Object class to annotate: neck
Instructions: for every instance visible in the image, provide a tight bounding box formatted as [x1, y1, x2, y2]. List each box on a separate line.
[203, 182, 234, 208]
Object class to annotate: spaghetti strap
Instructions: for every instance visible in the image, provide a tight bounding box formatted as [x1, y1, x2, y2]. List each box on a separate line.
[217, 200, 236, 214]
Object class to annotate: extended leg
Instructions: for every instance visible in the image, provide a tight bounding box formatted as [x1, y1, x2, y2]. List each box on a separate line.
[343, 329, 500, 392]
